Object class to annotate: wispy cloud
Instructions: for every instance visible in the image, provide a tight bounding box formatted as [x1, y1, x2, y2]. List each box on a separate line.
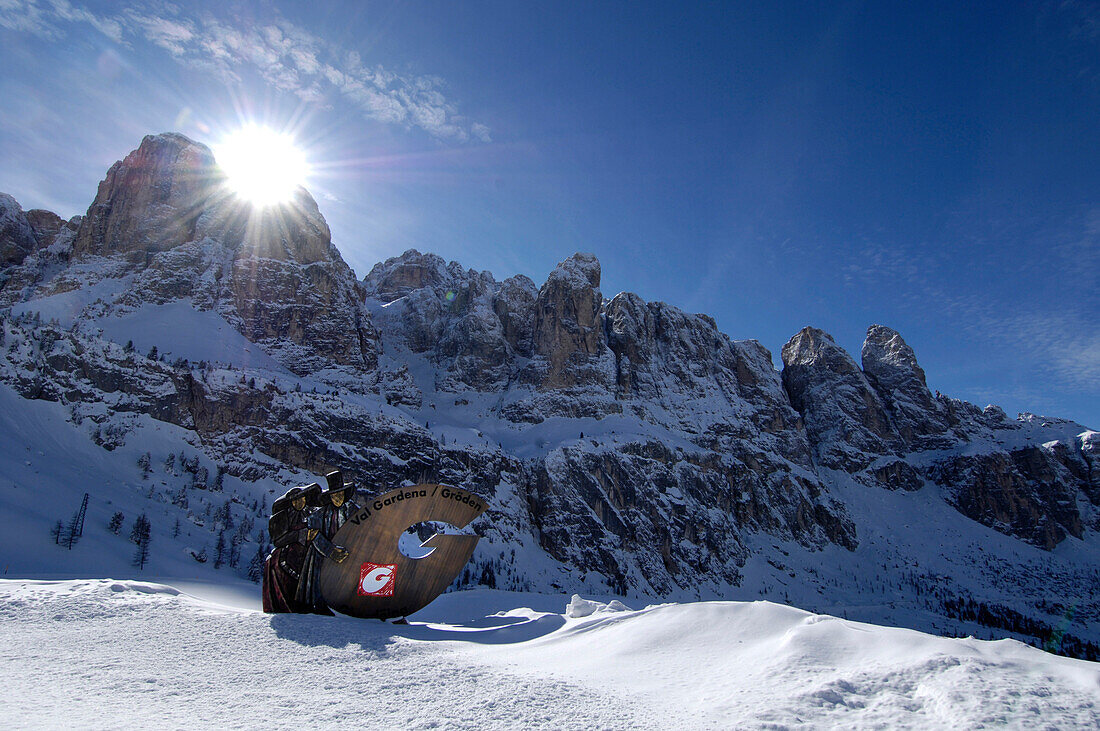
[0, 0, 489, 142]
[987, 311, 1100, 384]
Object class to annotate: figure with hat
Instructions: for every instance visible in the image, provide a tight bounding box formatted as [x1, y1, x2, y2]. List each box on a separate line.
[294, 470, 359, 614]
[262, 482, 322, 613]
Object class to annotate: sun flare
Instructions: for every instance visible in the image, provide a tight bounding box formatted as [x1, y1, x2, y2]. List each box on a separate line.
[213, 125, 309, 206]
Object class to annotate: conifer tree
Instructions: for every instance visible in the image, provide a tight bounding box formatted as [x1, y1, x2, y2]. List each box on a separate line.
[65, 512, 81, 549]
[247, 544, 266, 583]
[130, 513, 152, 570]
[172, 483, 188, 509]
[172, 517, 181, 538]
[108, 512, 124, 535]
[214, 530, 227, 569]
[137, 452, 151, 479]
[129, 513, 151, 545]
[50, 519, 63, 544]
[133, 532, 151, 570]
[229, 532, 242, 569]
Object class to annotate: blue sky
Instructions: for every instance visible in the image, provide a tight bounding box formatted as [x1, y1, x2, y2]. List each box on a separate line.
[2, 1, 1097, 426]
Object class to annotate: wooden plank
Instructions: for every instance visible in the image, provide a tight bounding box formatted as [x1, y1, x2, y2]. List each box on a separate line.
[318, 484, 486, 619]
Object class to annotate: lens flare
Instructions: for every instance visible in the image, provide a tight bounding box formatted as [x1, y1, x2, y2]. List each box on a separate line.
[213, 125, 309, 206]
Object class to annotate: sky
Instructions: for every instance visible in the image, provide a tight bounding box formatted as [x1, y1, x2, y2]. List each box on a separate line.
[1, 0, 1098, 427]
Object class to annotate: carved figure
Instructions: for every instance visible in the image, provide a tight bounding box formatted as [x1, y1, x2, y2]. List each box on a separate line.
[295, 470, 357, 614]
[261, 483, 322, 613]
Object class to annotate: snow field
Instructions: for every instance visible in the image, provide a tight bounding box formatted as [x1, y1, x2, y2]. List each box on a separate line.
[2, 580, 1096, 729]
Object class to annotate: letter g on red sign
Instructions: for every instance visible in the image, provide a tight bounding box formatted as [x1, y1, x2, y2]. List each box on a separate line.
[358, 562, 396, 596]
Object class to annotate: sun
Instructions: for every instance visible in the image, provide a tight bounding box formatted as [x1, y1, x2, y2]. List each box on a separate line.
[213, 125, 310, 206]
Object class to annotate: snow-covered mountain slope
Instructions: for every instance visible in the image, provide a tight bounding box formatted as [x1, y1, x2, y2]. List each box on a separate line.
[1, 132, 1098, 662]
[2, 579, 1096, 729]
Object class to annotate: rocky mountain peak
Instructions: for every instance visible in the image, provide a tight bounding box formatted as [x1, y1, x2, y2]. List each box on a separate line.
[532, 253, 605, 387]
[861, 324, 929, 395]
[547, 251, 601, 289]
[861, 324, 947, 447]
[4, 133, 377, 376]
[362, 248, 452, 302]
[781, 326, 900, 473]
[781, 327, 855, 373]
[73, 133, 224, 258]
[68, 132, 335, 267]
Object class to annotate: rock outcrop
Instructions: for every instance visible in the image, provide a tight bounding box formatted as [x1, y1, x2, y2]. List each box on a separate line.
[531, 252, 606, 388]
[779, 323, 1097, 546]
[0, 193, 37, 267]
[929, 448, 1084, 550]
[73, 133, 224, 258]
[781, 327, 899, 471]
[861, 324, 950, 448]
[9, 133, 380, 376]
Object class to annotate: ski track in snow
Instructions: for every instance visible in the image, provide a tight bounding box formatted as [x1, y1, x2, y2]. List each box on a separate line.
[2, 580, 1097, 729]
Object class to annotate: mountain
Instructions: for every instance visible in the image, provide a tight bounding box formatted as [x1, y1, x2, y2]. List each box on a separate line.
[1, 132, 1097, 659]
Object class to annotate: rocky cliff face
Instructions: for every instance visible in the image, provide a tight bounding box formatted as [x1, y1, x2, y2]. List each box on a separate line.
[3, 133, 378, 377]
[861, 324, 951, 448]
[1, 194, 40, 266]
[1, 131, 1098, 656]
[361, 247, 856, 595]
[72, 132, 223, 258]
[779, 324, 1097, 549]
[0, 195, 80, 303]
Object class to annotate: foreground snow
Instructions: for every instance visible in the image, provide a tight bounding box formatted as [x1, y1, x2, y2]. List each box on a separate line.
[3, 580, 1096, 729]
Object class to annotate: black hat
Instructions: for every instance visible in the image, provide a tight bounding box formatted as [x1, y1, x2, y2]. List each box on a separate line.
[273, 482, 323, 512]
[321, 469, 356, 504]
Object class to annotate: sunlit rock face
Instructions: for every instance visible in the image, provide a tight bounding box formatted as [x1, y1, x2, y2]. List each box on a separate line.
[73, 133, 223, 258]
[531, 252, 606, 387]
[20, 133, 380, 376]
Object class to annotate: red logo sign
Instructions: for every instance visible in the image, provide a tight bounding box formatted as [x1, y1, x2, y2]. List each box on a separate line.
[358, 562, 396, 596]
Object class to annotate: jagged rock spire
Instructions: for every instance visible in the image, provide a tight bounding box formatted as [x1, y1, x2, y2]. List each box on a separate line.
[781, 326, 898, 472]
[861, 324, 948, 447]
